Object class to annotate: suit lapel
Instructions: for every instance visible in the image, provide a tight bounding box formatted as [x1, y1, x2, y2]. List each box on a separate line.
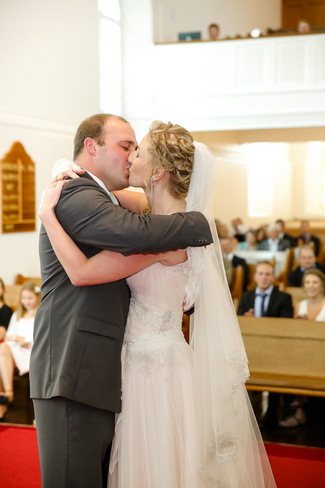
[265, 288, 277, 316]
[249, 290, 256, 310]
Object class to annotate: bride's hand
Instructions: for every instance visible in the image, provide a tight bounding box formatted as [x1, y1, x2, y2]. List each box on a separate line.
[39, 178, 67, 222]
[51, 160, 85, 181]
[56, 166, 85, 181]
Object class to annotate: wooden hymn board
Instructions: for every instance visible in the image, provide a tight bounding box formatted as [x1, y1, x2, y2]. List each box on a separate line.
[0, 142, 36, 233]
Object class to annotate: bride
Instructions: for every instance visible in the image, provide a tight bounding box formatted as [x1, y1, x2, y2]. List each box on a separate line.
[40, 121, 276, 487]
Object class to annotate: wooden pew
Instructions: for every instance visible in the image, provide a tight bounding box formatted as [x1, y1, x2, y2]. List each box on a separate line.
[4, 284, 22, 311]
[15, 274, 42, 286]
[285, 286, 305, 307]
[238, 316, 325, 397]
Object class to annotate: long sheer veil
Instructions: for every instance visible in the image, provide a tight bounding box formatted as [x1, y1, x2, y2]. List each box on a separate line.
[185, 142, 276, 487]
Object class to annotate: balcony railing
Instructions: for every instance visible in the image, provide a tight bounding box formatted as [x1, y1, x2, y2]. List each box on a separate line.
[151, 34, 325, 131]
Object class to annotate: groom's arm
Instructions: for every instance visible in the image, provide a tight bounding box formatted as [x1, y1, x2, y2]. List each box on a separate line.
[56, 178, 213, 255]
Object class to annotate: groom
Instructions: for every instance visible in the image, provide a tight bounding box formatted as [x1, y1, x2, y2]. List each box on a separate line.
[30, 113, 212, 488]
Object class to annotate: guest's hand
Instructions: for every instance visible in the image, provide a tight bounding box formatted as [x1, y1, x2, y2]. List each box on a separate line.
[294, 313, 308, 319]
[243, 308, 254, 317]
[5, 334, 25, 343]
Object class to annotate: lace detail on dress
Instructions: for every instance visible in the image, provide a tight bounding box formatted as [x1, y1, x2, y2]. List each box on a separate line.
[122, 339, 191, 378]
[199, 469, 230, 488]
[128, 292, 183, 335]
[207, 433, 240, 463]
[229, 352, 250, 413]
[229, 352, 250, 389]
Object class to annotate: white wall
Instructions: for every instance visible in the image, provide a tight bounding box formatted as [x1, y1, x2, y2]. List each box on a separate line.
[152, 0, 282, 43]
[0, 0, 101, 285]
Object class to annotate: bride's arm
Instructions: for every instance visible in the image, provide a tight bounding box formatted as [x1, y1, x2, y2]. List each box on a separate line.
[113, 189, 147, 213]
[40, 180, 160, 286]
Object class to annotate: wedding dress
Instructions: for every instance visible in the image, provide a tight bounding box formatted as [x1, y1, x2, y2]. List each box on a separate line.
[108, 255, 202, 487]
[108, 252, 275, 487]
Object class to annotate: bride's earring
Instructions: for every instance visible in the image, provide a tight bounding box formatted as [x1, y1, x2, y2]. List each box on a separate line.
[150, 177, 154, 195]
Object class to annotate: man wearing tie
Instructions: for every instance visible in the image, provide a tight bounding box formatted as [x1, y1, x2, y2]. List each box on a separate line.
[238, 261, 293, 427]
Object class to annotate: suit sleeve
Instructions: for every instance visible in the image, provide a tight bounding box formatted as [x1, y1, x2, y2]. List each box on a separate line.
[288, 269, 301, 287]
[237, 293, 249, 316]
[55, 178, 213, 255]
[279, 293, 294, 318]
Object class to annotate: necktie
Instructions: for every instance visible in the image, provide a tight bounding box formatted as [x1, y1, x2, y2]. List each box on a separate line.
[259, 293, 267, 317]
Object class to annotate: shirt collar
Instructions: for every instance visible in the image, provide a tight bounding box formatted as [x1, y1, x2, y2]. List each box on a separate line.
[86, 170, 119, 204]
[256, 285, 274, 296]
[300, 264, 316, 273]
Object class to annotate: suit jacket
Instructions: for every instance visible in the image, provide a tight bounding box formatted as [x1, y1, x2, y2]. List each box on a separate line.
[282, 232, 296, 247]
[298, 234, 320, 256]
[30, 173, 212, 413]
[288, 263, 325, 287]
[232, 255, 249, 291]
[237, 287, 293, 318]
[256, 237, 291, 251]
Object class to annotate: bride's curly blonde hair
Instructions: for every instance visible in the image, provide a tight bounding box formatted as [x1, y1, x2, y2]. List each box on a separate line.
[146, 121, 195, 199]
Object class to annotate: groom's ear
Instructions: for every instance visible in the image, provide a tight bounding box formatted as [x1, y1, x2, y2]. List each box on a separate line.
[84, 137, 97, 156]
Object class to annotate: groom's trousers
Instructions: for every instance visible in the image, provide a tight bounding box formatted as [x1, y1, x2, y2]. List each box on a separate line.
[33, 397, 115, 488]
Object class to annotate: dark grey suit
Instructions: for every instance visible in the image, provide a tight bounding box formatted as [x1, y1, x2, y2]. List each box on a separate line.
[30, 173, 212, 487]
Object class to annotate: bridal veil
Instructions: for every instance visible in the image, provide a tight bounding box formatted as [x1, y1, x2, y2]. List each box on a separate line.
[185, 142, 276, 487]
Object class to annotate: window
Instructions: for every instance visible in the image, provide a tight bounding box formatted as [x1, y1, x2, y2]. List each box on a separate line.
[98, 0, 122, 114]
[243, 143, 290, 218]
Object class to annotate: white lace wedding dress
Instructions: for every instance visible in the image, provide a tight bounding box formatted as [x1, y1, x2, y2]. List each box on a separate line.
[108, 253, 203, 488]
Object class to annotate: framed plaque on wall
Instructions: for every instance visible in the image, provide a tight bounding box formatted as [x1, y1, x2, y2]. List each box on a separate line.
[0, 142, 36, 233]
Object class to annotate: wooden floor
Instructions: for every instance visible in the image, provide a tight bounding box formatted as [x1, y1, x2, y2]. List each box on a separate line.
[3, 382, 325, 450]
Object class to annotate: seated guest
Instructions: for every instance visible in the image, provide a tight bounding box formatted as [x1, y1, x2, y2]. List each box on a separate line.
[0, 281, 41, 421]
[221, 237, 249, 291]
[237, 230, 257, 250]
[288, 245, 325, 287]
[280, 268, 325, 427]
[275, 219, 296, 247]
[255, 225, 268, 245]
[238, 261, 293, 318]
[0, 278, 13, 342]
[238, 261, 294, 427]
[230, 217, 248, 243]
[216, 221, 230, 239]
[256, 223, 291, 251]
[208, 23, 219, 40]
[297, 220, 321, 257]
[297, 19, 311, 34]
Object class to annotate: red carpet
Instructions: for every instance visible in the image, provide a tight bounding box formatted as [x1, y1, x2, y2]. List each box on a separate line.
[266, 442, 325, 488]
[0, 425, 324, 487]
[0, 424, 41, 487]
